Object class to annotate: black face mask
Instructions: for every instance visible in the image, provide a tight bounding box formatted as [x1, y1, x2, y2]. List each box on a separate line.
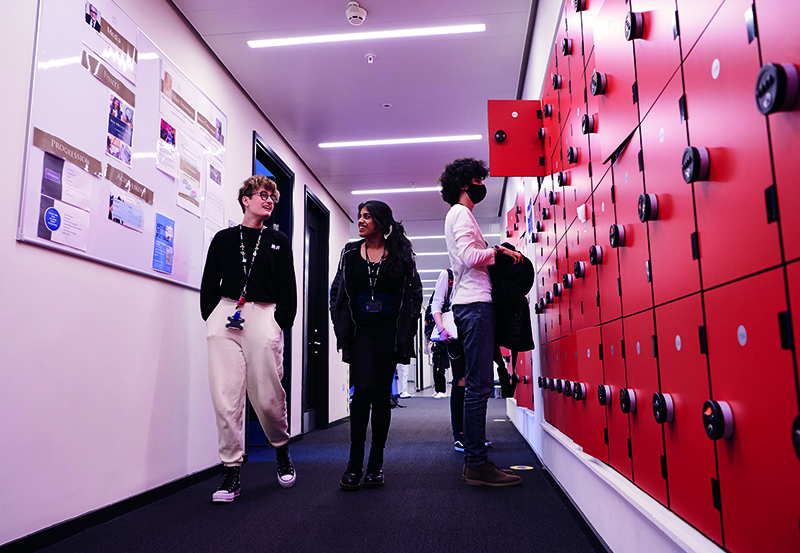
[466, 183, 487, 204]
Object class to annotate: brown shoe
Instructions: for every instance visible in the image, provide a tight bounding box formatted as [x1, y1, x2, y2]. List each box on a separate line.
[462, 459, 515, 481]
[464, 460, 522, 487]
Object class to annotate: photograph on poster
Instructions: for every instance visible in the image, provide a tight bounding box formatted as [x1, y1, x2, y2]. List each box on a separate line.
[108, 191, 144, 232]
[160, 119, 176, 146]
[85, 2, 101, 32]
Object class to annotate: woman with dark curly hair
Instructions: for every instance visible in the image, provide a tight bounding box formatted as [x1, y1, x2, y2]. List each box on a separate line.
[330, 200, 423, 490]
[439, 157, 523, 487]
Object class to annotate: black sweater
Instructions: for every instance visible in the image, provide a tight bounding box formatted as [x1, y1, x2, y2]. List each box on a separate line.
[200, 225, 297, 329]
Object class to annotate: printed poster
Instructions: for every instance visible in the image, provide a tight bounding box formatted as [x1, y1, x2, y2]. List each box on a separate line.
[106, 92, 135, 167]
[152, 213, 175, 274]
[108, 189, 144, 232]
[41, 152, 94, 212]
[37, 196, 90, 252]
[82, 0, 138, 84]
[177, 136, 202, 217]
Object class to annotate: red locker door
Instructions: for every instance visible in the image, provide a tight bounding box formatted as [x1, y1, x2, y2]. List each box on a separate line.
[578, 0, 609, 66]
[591, 0, 641, 161]
[542, 53, 562, 178]
[562, 107, 593, 214]
[639, 72, 700, 306]
[593, 174, 622, 323]
[582, 51, 606, 173]
[682, 0, 780, 289]
[623, 310, 667, 506]
[560, 333, 578, 440]
[705, 269, 800, 552]
[757, 3, 800, 262]
[576, 326, 609, 463]
[674, 0, 724, 61]
[487, 100, 544, 177]
[556, 241, 573, 337]
[629, 0, 683, 118]
[655, 294, 722, 545]
[567, 213, 601, 331]
[601, 319, 632, 479]
[613, 129, 654, 317]
[550, 338, 565, 432]
[514, 350, 534, 411]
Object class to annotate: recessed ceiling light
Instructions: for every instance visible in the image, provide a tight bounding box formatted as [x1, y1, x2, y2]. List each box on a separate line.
[352, 186, 439, 195]
[247, 23, 486, 49]
[382, 103, 392, 108]
[322, 135, 482, 148]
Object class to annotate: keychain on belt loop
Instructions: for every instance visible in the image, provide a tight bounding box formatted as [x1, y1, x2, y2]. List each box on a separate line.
[227, 224, 265, 330]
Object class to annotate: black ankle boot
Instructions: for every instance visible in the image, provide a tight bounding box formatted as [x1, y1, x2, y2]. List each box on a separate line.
[340, 460, 363, 491]
[363, 449, 384, 488]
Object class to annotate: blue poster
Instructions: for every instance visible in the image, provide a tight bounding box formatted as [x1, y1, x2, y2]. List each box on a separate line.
[152, 213, 175, 274]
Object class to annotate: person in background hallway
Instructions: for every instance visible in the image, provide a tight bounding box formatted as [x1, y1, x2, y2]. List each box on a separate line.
[439, 157, 522, 487]
[200, 175, 297, 502]
[396, 362, 411, 398]
[330, 200, 422, 490]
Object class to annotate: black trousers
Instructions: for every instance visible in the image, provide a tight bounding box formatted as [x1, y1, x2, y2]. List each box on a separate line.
[348, 320, 397, 462]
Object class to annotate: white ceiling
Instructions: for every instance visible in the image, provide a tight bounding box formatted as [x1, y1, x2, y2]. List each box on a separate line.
[172, 0, 534, 284]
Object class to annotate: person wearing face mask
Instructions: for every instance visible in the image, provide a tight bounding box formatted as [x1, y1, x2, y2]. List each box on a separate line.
[330, 200, 423, 490]
[439, 158, 523, 487]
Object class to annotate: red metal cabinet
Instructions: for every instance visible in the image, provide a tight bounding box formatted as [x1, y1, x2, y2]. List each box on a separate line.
[601, 319, 632, 479]
[542, 54, 562, 178]
[613, 129, 654, 317]
[576, 326, 609, 462]
[639, 73, 700, 306]
[705, 269, 800, 553]
[629, 0, 683, 118]
[682, 0, 780, 289]
[592, 175, 622, 323]
[756, 2, 800, 262]
[674, 0, 724, 61]
[579, 0, 609, 65]
[560, 333, 579, 440]
[623, 310, 667, 506]
[487, 100, 545, 178]
[514, 350, 534, 411]
[592, 0, 641, 161]
[654, 294, 721, 544]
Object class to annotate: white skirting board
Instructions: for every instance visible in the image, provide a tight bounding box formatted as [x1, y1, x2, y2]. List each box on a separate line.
[506, 399, 725, 553]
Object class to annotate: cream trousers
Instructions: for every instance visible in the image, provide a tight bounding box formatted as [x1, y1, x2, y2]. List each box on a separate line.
[206, 298, 290, 466]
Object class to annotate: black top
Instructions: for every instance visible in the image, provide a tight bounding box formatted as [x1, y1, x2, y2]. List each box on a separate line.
[200, 225, 297, 329]
[352, 253, 395, 320]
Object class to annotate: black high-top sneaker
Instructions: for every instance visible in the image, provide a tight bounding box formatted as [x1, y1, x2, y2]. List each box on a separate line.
[276, 445, 296, 488]
[212, 466, 241, 502]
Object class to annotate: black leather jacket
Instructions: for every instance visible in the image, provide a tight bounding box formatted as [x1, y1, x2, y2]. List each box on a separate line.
[329, 240, 423, 363]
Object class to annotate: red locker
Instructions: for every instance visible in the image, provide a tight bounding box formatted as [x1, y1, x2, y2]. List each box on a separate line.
[564, 0, 585, 72]
[756, 2, 800, 262]
[591, 0, 641, 161]
[542, 53, 562, 178]
[789, 262, 800, 399]
[705, 269, 800, 552]
[514, 350, 534, 411]
[654, 294, 721, 545]
[560, 333, 578, 440]
[629, 0, 683, 118]
[639, 73, 700, 306]
[622, 310, 667, 506]
[487, 100, 545, 177]
[581, 51, 606, 172]
[674, 0, 724, 61]
[682, 0, 780, 289]
[601, 319, 632, 479]
[566, 213, 601, 331]
[576, 326, 609, 462]
[592, 174, 622, 323]
[613, 129, 654, 317]
[578, 0, 609, 65]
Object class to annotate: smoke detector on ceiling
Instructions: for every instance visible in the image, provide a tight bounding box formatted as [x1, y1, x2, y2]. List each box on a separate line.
[346, 1, 367, 26]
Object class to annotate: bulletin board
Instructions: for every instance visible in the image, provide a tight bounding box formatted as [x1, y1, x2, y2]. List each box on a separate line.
[17, 0, 230, 289]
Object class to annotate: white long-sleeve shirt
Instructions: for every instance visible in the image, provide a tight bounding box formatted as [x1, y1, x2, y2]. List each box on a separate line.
[444, 203, 495, 305]
[430, 269, 451, 315]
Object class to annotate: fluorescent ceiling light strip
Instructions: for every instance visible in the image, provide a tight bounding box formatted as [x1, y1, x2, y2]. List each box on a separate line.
[417, 269, 444, 273]
[321, 135, 481, 148]
[409, 233, 502, 240]
[416, 252, 449, 256]
[352, 187, 439, 195]
[248, 24, 486, 49]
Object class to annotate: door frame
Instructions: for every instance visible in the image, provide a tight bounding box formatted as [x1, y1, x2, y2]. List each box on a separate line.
[302, 186, 330, 432]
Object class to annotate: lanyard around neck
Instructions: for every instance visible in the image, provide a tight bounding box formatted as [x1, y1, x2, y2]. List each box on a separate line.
[237, 224, 265, 307]
[365, 242, 384, 300]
